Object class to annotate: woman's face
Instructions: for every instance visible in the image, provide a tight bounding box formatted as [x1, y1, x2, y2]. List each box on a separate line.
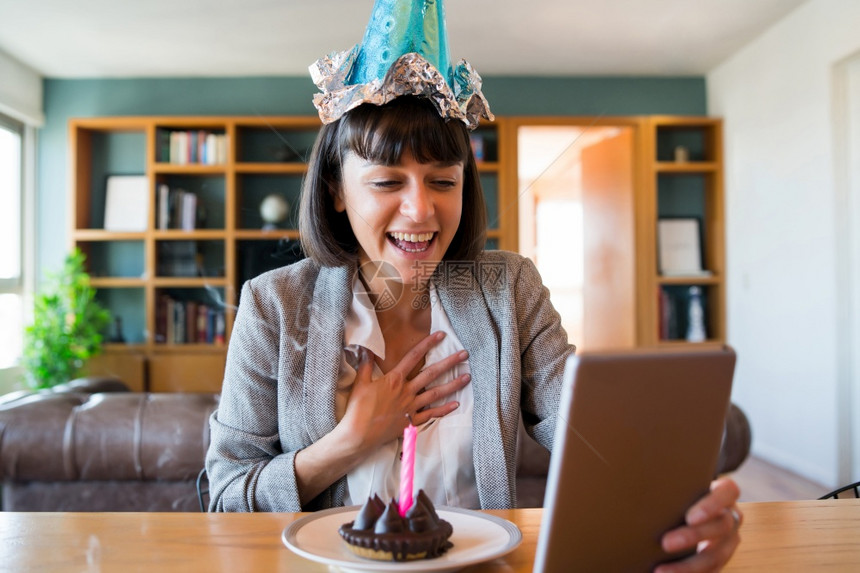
[334, 150, 464, 288]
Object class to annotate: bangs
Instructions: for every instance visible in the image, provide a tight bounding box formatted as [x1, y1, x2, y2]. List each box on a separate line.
[336, 96, 471, 166]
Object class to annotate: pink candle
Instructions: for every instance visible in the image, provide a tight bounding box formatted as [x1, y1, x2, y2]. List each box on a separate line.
[399, 419, 417, 517]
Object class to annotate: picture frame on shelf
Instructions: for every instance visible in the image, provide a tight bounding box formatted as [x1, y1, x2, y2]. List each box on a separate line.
[657, 217, 710, 277]
[104, 175, 149, 231]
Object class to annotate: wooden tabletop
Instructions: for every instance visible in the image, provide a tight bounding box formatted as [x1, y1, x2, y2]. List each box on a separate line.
[1, 500, 857, 571]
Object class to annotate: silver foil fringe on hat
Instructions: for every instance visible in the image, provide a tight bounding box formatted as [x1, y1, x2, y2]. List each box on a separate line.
[309, 48, 494, 130]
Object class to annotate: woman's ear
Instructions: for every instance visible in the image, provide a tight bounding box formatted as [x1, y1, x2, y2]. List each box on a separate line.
[331, 185, 346, 213]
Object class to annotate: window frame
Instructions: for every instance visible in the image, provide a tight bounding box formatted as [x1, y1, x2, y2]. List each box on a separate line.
[0, 113, 24, 293]
[0, 111, 35, 372]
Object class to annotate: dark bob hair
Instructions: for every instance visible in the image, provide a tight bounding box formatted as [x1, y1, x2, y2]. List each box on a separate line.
[299, 96, 487, 267]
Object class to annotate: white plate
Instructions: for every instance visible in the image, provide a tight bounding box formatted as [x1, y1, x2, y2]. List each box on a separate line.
[282, 506, 522, 573]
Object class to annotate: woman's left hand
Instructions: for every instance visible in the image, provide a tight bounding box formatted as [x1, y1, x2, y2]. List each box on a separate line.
[655, 477, 742, 573]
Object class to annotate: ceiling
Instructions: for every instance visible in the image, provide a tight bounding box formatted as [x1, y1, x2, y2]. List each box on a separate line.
[0, 0, 806, 78]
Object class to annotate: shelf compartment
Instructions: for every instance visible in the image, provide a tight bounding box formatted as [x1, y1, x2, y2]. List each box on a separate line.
[236, 239, 305, 289]
[235, 124, 319, 164]
[94, 287, 147, 345]
[155, 174, 226, 231]
[154, 127, 228, 166]
[657, 172, 720, 276]
[73, 129, 147, 231]
[79, 240, 145, 279]
[470, 126, 500, 163]
[236, 173, 303, 230]
[657, 284, 722, 343]
[481, 172, 500, 231]
[155, 239, 225, 278]
[655, 123, 718, 163]
[154, 287, 227, 346]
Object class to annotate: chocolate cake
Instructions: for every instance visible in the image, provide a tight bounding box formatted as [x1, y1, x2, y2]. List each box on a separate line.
[338, 489, 454, 561]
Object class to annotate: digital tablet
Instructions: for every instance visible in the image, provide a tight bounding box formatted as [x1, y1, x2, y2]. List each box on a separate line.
[533, 346, 736, 572]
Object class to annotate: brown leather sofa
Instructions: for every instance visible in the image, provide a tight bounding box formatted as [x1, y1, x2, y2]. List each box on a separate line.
[0, 379, 751, 512]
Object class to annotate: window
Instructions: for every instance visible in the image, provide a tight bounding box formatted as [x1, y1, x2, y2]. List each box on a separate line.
[0, 114, 24, 369]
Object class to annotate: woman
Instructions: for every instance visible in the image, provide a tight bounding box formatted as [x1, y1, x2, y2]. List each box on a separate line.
[206, 94, 741, 570]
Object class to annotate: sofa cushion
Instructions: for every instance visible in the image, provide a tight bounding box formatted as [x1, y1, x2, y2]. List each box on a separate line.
[0, 392, 218, 483]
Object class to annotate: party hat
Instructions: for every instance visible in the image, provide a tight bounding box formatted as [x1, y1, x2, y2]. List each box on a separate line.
[310, 0, 493, 130]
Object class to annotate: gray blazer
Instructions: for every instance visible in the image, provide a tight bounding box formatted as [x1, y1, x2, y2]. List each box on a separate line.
[206, 250, 574, 511]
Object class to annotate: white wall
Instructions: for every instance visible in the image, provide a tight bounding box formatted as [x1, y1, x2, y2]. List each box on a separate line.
[708, 0, 860, 487]
[0, 48, 43, 126]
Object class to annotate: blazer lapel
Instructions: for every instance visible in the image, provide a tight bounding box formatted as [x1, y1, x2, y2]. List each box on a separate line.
[437, 270, 512, 509]
[303, 265, 353, 443]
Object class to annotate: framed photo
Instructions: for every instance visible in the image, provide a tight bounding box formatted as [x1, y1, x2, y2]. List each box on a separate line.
[657, 218, 709, 276]
[104, 175, 149, 231]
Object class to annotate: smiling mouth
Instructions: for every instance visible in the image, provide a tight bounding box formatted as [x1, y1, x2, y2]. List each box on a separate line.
[387, 231, 437, 253]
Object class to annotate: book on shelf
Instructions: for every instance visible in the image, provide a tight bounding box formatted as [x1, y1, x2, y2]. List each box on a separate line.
[104, 175, 149, 231]
[658, 287, 680, 341]
[155, 294, 225, 345]
[157, 185, 200, 230]
[162, 129, 228, 165]
[657, 218, 705, 276]
[157, 241, 200, 277]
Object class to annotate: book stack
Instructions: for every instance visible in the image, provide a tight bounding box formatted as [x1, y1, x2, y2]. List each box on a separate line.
[158, 130, 228, 164]
[658, 288, 678, 340]
[157, 241, 200, 277]
[157, 184, 203, 230]
[155, 294, 225, 345]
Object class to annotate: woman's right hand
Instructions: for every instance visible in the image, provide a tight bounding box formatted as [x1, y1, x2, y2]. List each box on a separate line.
[294, 331, 469, 505]
[339, 331, 471, 454]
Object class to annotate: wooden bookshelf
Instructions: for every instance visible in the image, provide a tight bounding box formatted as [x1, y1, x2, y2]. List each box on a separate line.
[69, 116, 514, 392]
[641, 116, 726, 346]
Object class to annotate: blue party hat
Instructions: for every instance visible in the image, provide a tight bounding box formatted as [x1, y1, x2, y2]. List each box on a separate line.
[349, 0, 450, 86]
[310, 0, 493, 130]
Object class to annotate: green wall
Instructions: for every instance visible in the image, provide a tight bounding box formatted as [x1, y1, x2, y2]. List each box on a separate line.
[38, 75, 706, 277]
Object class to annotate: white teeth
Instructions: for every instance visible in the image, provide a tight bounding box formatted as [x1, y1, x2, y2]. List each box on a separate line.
[389, 232, 434, 242]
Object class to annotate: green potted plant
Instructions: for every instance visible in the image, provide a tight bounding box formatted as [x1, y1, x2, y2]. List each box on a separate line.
[21, 249, 111, 389]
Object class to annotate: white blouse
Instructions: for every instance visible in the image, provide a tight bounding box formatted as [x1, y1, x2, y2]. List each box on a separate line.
[335, 277, 479, 509]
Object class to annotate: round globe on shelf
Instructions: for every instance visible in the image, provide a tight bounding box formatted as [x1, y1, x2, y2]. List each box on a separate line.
[260, 194, 290, 230]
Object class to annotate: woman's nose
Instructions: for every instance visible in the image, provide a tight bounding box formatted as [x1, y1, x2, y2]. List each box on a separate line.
[401, 183, 434, 221]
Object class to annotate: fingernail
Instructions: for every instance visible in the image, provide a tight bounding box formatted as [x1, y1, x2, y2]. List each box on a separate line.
[458, 350, 469, 360]
[452, 401, 460, 409]
[359, 346, 373, 365]
[435, 331, 446, 340]
[461, 373, 471, 383]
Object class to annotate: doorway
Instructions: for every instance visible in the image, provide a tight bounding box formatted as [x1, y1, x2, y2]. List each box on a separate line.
[517, 122, 638, 351]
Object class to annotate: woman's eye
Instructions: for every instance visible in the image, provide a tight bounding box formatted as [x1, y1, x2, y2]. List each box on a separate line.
[370, 180, 400, 189]
[433, 179, 457, 189]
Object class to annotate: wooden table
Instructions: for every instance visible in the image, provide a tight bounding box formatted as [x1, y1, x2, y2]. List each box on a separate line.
[1, 500, 857, 571]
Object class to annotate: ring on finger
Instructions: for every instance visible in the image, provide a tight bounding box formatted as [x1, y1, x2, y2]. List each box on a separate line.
[729, 507, 742, 531]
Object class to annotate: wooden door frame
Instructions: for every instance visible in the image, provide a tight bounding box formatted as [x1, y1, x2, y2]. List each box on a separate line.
[501, 116, 649, 345]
